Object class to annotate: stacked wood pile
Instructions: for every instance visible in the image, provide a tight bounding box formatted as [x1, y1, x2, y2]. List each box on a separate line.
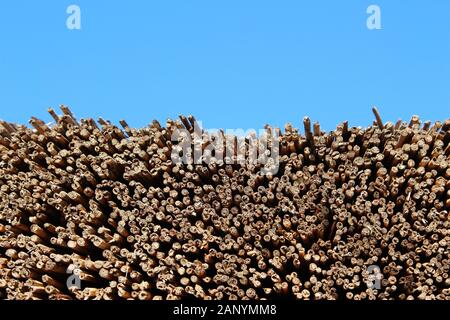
[0, 106, 449, 300]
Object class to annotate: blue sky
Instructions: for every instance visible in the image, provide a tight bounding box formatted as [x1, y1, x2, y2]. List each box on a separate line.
[0, 1, 449, 131]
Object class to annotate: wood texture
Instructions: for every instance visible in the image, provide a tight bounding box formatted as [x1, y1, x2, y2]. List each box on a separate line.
[0, 106, 449, 300]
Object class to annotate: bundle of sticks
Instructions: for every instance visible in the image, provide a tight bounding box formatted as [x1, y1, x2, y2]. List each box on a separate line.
[0, 106, 449, 300]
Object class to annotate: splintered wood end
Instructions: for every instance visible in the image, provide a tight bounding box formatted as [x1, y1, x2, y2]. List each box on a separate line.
[372, 106, 384, 129]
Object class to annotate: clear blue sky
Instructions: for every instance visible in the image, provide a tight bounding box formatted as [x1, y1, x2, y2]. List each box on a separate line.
[0, 0, 449, 131]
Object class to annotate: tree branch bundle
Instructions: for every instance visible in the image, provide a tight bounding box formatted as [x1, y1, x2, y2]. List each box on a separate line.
[0, 106, 449, 300]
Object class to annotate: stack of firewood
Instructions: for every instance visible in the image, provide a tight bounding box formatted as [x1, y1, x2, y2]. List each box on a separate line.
[0, 106, 449, 300]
